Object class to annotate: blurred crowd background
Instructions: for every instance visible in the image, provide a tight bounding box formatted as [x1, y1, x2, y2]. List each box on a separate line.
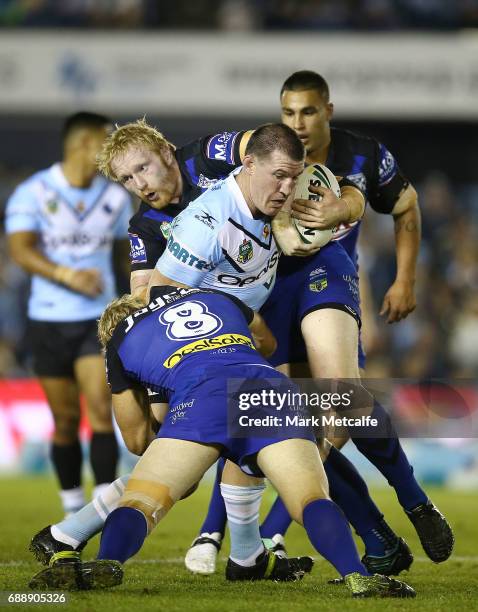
[1, 0, 478, 31]
[0, 1, 476, 479]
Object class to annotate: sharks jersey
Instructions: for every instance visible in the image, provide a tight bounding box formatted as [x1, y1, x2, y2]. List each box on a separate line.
[156, 169, 278, 311]
[5, 163, 132, 321]
[128, 131, 244, 271]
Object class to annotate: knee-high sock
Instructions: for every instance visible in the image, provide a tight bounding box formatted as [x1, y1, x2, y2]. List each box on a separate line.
[303, 499, 368, 577]
[51, 475, 130, 548]
[324, 447, 398, 555]
[259, 494, 292, 539]
[51, 440, 84, 513]
[260, 447, 398, 556]
[97, 507, 147, 563]
[90, 432, 119, 485]
[198, 458, 227, 537]
[51, 440, 83, 490]
[351, 401, 427, 511]
[220, 483, 265, 566]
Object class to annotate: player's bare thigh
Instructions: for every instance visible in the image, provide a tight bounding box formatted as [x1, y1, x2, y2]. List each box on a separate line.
[301, 308, 360, 379]
[257, 439, 329, 524]
[222, 459, 264, 487]
[119, 438, 221, 532]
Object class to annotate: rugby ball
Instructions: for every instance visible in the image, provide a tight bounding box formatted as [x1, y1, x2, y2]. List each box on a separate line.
[292, 164, 341, 246]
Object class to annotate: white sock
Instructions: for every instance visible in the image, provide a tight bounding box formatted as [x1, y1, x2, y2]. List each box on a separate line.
[53, 475, 130, 546]
[59, 486, 85, 514]
[220, 483, 266, 567]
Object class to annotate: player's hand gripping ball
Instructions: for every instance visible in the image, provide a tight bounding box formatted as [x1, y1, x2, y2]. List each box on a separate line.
[292, 164, 341, 247]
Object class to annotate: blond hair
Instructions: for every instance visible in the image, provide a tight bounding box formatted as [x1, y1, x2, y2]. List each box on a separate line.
[96, 118, 174, 181]
[98, 293, 147, 347]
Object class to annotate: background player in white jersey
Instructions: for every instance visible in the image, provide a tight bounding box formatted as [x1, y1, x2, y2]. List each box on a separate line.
[5, 112, 133, 516]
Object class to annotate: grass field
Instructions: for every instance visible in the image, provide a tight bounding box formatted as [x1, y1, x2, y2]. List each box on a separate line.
[0, 476, 477, 611]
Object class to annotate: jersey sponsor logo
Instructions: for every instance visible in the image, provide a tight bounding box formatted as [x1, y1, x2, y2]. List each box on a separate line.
[170, 399, 194, 424]
[206, 131, 236, 163]
[197, 174, 221, 189]
[46, 199, 58, 214]
[262, 225, 270, 239]
[160, 221, 171, 239]
[310, 266, 326, 277]
[346, 172, 367, 193]
[218, 251, 279, 287]
[76, 201, 86, 214]
[159, 300, 223, 341]
[194, 210, 217, 230]
[378, 145, 397, 186]
[166, 235, 214, 270]
[43, 233, 109, 250]
[129, 232, 147, 263]
[343, 274, 359, 298]
[237, 239, 253, 264]
[163, 333, 255, 368]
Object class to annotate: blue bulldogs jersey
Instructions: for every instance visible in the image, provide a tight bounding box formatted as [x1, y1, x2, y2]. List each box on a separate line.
[326, 127, 409, 265]
[156, 169, 277, 311]
[5, 163, 132, 321]
[128, 131, 244, 272]
[106, 286, 262, 398]
[106, 285, 314, 471]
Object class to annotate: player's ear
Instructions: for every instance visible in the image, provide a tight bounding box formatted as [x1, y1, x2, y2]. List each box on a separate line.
[162, 145, 174, 166]
[326, 102, 334, 121]
[242, 154, 255, 174]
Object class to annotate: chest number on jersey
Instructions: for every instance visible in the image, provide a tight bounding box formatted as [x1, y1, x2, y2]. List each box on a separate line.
[159, 300, 223, 341]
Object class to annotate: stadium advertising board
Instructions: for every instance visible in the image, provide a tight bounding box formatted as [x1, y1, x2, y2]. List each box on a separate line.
[0, 32, 477, 117]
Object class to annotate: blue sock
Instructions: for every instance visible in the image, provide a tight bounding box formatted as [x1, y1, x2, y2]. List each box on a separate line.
[97, 507, 147, 563]
[325, 447, 397, 556]
[259, 495, 292, 539]
[199, 458, 227, 537]
[351, 401, 428, 511]
[303, 499, 368, 577]
[260, 447, 396, 556]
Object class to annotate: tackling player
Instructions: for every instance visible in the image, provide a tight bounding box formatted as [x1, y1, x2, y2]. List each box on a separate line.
[29, 286, 416, 598]
[5, 112, 132, 515]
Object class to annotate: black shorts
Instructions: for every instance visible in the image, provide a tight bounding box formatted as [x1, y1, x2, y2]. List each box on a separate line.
[28, 319, 102, 377]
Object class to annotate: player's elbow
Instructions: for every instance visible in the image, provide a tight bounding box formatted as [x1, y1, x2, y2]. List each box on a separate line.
[257, 334, 277, 358]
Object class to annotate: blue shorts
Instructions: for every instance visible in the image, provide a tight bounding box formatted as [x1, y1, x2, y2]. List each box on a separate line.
[261, 241, 364, 368]
[157, 362, 315, 475]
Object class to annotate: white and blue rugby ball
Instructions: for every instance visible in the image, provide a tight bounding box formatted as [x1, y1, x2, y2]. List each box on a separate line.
[293, 163, 340, 247]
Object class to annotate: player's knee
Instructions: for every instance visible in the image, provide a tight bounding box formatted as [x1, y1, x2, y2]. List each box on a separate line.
[119, 477, 175, 533]
[53, 414, 80, 441]
[86, 399, 114, 428]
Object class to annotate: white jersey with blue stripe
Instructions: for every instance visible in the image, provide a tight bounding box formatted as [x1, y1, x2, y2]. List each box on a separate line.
[156, 169, 279, 311]
[5, 163, 133, 321]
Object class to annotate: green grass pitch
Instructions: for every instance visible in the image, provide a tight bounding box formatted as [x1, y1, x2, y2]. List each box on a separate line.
[0, 477, 477, 611]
